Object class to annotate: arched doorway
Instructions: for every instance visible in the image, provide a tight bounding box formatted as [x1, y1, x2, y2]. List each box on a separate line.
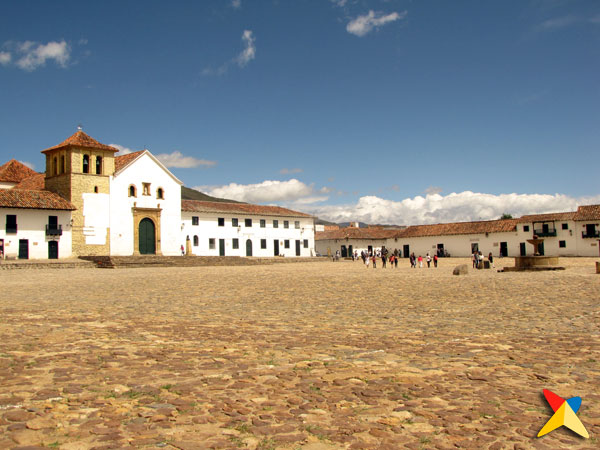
[139, 218, 156, 254]
[246, 239, 253, 256]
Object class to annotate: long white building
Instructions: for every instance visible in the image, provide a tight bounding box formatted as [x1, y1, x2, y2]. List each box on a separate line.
[316, 207, 600, 258]
[0, 130, 315, 260]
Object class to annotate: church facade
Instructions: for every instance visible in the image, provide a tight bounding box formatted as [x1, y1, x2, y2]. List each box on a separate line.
[0, 130, 315, 260]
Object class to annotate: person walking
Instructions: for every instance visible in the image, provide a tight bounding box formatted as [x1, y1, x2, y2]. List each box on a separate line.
[433, 254, 438, 268]
[488, 252, 494, 268]
[426, 253, 431, 268]
[418, 255, 423, 268]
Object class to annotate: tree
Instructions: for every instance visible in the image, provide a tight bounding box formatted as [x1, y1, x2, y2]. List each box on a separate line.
[500, 213, 513, 220]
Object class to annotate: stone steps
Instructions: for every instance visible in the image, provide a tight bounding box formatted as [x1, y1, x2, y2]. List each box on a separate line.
[79, 255, 327, 269]
[0, 260, 96, 270]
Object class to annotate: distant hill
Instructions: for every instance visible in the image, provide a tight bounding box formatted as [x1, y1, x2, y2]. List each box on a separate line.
[181, 186, 242, 203]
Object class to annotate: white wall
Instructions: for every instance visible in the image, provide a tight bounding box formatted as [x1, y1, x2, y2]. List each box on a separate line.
[575, 221, 600, 257]
[315, 238, 388, 257]
[182, 212, 315, 257]
[82, 193, 110, 245]
[110, 153, 182, 256]
[0, 208, 72, 259]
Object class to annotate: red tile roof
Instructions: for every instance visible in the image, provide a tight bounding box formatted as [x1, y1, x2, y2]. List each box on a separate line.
[574, 204, 600, 221]
[0, 159, 38, 183]
[13, 173, 45, 190]
[517, 212, 576, 223]
[316, 219, 518, 241]
[115, 150, 145, 172]
[316, 227, 398, 240]
[0, 189, 75, 210]
[182, 200, 313, 218]
[42, 130, 119, 153]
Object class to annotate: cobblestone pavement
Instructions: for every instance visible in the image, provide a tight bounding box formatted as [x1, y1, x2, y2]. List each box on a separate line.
[1, 258, 599, 449]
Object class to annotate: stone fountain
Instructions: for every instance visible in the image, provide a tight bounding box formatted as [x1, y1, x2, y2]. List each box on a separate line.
[503, 235, 565, 272]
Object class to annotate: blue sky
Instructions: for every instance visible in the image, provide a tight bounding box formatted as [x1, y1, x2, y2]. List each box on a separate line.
[1, 0, 599, 224]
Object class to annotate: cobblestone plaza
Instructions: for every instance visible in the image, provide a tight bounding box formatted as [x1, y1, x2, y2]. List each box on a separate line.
[1, 258, 599, 449]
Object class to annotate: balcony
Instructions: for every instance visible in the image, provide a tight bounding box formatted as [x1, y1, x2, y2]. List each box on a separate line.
[582, 231, 600, 239]
[46, 224, 63, 236]
[6, 225, 17, 234]
[533, 229, 557, 237]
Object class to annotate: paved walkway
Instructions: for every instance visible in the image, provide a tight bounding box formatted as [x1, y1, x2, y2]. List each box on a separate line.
[0, 258, 598, 449]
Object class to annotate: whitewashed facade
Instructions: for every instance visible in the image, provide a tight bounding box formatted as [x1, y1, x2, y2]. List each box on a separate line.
[182, 208, 315, 257]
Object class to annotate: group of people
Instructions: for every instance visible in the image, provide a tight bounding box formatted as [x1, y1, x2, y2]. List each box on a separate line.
[409, 252, 438, 268]
[472, 251, 494, 268]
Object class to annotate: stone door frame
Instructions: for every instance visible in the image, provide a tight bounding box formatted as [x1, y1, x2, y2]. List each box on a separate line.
[132, 207, 162, 256]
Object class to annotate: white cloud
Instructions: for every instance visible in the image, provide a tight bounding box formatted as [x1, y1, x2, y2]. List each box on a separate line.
[0, 51, 11, 65]
[303, 191, 600, 225]
[201, 179, 322, 204]
[236, 30, 256, 67]
[331, 0, 348, 7]
[110, 144, 136, 155]
[280, 167, 303, 175]
[231, 0, 242, 9]
[18, 160, 35, 170]
[112, 145, 215, 169]
[424, 186, 443, 195]
[14, 40, 70, 71]
[155, 151, 216, 169]
[346, 10, 406, 37]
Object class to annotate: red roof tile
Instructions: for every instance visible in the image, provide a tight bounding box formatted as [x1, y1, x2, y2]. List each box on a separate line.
[115, 150, 145, 172]
[574, 204, 600, 221]
[0, 189, 75, 210]
[517, 212, 576, 223]
[316, 227, 398, 240]
[316, 219, 518, 241]
[13, 173, 45, 190]
[42, 130, 118, 153]
[181, 200, 313, 218]
[0, 159, 38, 183]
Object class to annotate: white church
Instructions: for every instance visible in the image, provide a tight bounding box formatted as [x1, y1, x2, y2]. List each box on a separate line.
[0, 129, 316, 260]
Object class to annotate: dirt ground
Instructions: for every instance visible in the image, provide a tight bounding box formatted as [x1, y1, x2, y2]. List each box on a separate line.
[1, 257, 599, 449]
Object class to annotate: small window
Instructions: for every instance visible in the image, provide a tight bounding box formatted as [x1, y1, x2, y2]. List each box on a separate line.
[559, 240, 566, 248]
[295, 221, 300, 229]
[82, 154, 89, 173]
[60, 155, 65, 173]
[562, 223, 568, 230]
[232, 238, 239, 249]
[6, 215, 17, 233]
[261, 239, 267, 249]
[284, 239, 290, 249]
[94, 186, 98, 193]
[129, 185, 137, 197]
[284, 220, 289, 229]
[245, 218, 252, 227]
[260, 219, 266, 228]
[142, 183, 151, 196]
[193, 235, 199, 246]
[96, 156, 102, 175]
[209, 238, 216, 249]
[192, 216, 199, 226]
[218, 218, 225, 227]
[303, 239, 308, 248]
[53, 157, 58, 175]
[523, 225, 530, 232]
[273, 220, 279, 228]
[157, 188, 164, 199]
[232, 218, 238, 227]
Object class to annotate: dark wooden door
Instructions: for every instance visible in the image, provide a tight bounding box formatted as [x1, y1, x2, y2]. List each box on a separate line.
[340, 245, 347, 257]
[246, 239, 253, 256]
[139, 218, 156, 254]
[219, 239, 225, 256]
[295, 240, 301, 256]
[274, 240, 279, 256]
[403, 245, 409, 258]
[520, 243, 526, 256]
[18, 239, 29, 259]
[48, 241, 58, 259]
[500, 242, 508, 257]
[538, 242, 544, 256]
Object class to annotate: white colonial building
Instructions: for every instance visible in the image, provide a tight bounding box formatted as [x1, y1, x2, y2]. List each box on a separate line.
[316, 206, 600, 259]
[0, 130, 315, 260]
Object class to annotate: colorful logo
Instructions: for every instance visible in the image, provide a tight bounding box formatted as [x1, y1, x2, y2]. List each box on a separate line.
[537, 389, 589, 439]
